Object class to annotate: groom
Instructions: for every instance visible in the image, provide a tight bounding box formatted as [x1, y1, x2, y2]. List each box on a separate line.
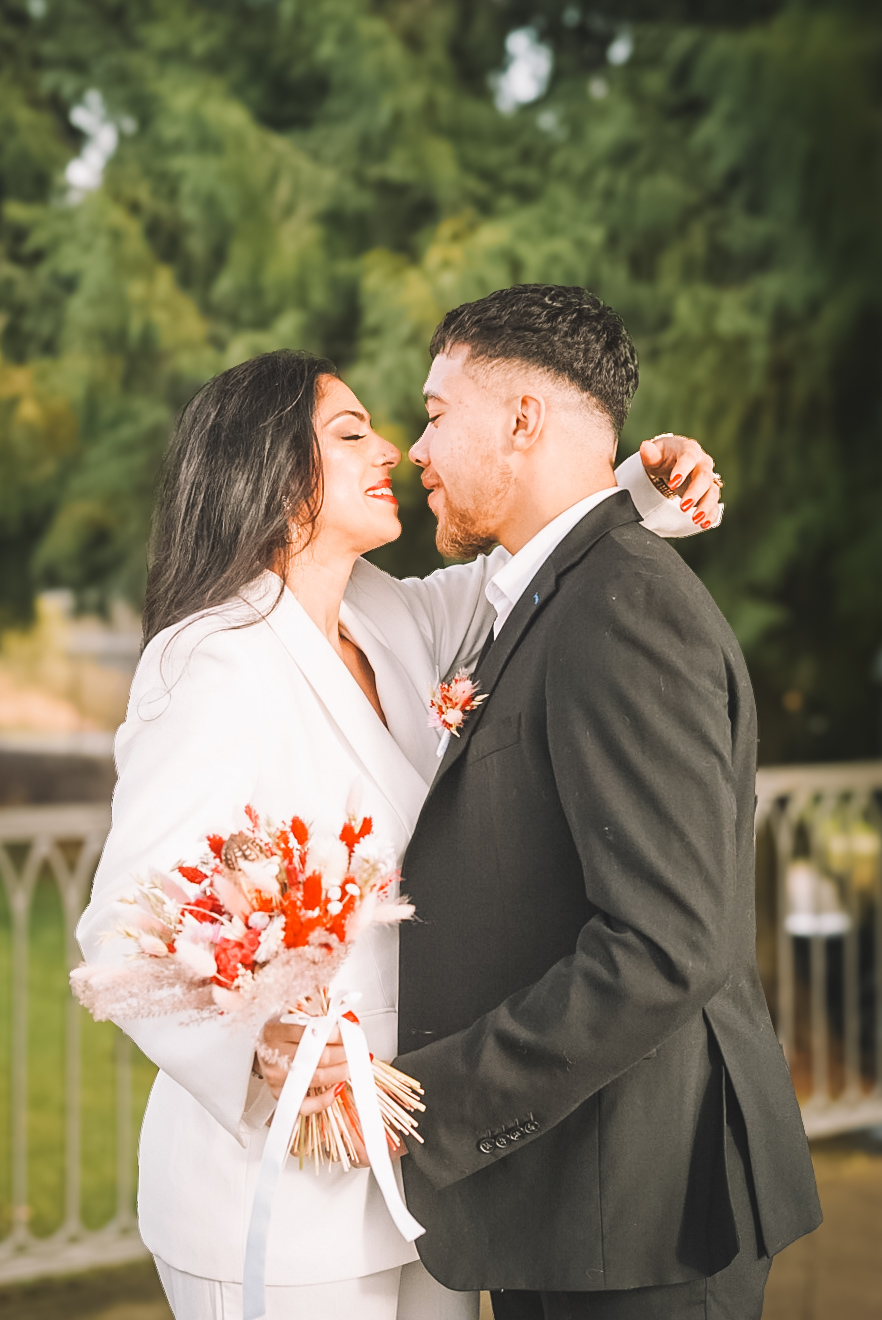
[393, 285, 821, 1318]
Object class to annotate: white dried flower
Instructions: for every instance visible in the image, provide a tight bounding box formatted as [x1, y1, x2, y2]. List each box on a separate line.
[180, 913, 218, 945]
[255, 915, 286, 963]
[175, 939, 217, 979]
[351, 835, 397, 888]
[238, 854, 282, 896]
[226, 915, 248, 941]
[138, 934, 171, 957]
[305, 835, 350, 888]
[213, 871, 252, 921]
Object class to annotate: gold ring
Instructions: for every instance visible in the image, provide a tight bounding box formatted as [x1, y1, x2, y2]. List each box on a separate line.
[712, 472, 724, 489]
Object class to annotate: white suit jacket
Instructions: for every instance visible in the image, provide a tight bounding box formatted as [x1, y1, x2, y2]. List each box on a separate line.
[75, 456, 697, 1283]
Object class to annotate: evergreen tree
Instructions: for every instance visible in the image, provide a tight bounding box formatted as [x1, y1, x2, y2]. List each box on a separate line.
[0, 0, 879, 761]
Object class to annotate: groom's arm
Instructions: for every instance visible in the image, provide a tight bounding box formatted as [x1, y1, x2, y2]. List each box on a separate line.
[395, 545, 742, 1190]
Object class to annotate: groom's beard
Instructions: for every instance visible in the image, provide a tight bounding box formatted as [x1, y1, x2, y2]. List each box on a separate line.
[434, 466, 511, 560]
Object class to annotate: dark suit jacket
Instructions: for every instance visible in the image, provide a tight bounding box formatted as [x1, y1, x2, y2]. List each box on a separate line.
[395, 491, 820, 1293]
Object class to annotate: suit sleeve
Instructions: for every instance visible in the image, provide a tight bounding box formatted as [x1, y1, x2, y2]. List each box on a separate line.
[76, 626, 270, 1143]
[395, 556, 740, 1189]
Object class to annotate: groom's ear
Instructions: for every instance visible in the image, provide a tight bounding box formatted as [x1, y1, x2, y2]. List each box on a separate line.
[511, 392, 546, 453]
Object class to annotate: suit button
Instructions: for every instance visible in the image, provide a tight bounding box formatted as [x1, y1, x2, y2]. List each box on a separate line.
[495, 1135, 509, 1149]
[524, 1119, 540, 1134]
[508, 1126, 525, 1141]
[478, 1138, 495, 1155]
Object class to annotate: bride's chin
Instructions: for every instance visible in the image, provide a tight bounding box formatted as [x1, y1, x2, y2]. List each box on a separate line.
[362, 517, 403, 553]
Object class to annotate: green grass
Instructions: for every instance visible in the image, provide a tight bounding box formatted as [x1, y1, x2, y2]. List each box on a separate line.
[0, 1260, 170, 1320]
[0, 866, 157, 1240]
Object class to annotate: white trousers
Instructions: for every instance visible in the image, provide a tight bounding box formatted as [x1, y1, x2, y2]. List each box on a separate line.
[155, 1256, 480, 1320]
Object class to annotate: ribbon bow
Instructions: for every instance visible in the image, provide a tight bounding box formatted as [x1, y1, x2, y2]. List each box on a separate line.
[243, 990, 425, 1320]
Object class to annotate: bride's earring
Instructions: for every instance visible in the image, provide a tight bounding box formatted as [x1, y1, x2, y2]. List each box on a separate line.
[283, 498, 306, 552]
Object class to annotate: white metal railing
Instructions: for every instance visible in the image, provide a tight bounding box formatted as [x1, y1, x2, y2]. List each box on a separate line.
[0, 803, 149, 1284]
[0, 763, 881, 1281]
[756, 762, 882, 1138]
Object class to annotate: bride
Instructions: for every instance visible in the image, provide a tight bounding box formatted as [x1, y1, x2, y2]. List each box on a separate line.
[76, 348, 719, 1320]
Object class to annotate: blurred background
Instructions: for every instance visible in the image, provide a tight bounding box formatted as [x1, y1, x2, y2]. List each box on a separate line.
[0, 0, 880, 1315]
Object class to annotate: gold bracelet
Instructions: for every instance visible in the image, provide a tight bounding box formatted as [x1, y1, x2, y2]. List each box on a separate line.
[646, 471, 678, 500]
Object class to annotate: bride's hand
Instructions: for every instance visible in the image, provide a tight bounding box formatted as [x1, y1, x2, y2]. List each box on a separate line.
[257, 1018, 349, 1109]
[639, 434, 722, 530]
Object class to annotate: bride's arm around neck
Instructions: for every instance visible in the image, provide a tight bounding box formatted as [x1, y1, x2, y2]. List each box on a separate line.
[347, 452, 699, 680]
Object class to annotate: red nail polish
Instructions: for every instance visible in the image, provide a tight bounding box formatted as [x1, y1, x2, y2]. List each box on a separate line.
[692, 510, 703, 523]
[669, 473, 683, 489]
[681, 498, 693, 511]
[702, 520, 712, 529]
[334, 1082, 346, 1097]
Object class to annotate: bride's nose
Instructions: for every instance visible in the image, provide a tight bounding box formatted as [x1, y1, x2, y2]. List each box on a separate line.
[377, 436, 400, 469]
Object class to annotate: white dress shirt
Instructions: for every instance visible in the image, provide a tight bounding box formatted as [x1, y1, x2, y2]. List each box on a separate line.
[487, 487, 621, 637]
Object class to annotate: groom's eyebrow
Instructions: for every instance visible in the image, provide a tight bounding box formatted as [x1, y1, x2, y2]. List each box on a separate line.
[423, 389, 447, 403]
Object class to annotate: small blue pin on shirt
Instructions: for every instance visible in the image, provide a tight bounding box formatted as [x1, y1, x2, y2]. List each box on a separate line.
[533, 593, 540, 604]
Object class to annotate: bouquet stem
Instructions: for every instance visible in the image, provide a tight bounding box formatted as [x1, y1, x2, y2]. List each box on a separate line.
[289, 1057, 424, 1169]
[285, 994, 425, 1171]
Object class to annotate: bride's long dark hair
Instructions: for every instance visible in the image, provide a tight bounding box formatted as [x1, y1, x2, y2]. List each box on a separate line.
[141, 349, 335, 648]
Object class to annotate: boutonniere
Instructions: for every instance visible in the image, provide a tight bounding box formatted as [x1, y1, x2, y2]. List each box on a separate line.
[428, 668, 488, 758]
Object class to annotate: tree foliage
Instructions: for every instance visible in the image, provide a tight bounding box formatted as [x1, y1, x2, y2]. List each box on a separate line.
[0, 0, 879, 762]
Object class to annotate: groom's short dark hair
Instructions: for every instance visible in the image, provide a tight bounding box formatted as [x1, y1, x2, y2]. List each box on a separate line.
[430, 284, 639, 434]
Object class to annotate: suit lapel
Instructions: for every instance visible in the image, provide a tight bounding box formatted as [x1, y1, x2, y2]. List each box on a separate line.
[432, 491, 641, 784]
[241, 574, 430, 838]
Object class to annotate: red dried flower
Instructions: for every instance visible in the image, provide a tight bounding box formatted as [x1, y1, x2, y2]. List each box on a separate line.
[275, 830, 295, 865]
[186, 892, 223, 923]
[289, 817, 310, 848]
[177, 865, 207, 883]
[302, 872, 323, 912]
[213, 929, 262, 986]
[340, 816, 373, 852]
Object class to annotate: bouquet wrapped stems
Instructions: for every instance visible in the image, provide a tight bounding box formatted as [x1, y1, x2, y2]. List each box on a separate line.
[282, 990, 425, 1172]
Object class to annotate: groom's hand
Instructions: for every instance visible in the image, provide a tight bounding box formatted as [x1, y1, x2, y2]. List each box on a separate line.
[639, 434, 721, 530]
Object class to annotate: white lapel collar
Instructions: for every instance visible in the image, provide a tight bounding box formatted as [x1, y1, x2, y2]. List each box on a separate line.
[240, 574, 429, 838]
[338, 599, 440, 785]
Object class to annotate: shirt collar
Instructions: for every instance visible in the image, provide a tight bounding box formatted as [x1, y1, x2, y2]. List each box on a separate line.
[486, 487, 619, 637]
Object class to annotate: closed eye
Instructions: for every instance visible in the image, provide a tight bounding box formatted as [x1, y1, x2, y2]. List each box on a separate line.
[342, 434, 367, 442]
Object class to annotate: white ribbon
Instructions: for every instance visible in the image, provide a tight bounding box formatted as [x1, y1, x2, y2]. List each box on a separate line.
[243, 991, 425, 1320]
